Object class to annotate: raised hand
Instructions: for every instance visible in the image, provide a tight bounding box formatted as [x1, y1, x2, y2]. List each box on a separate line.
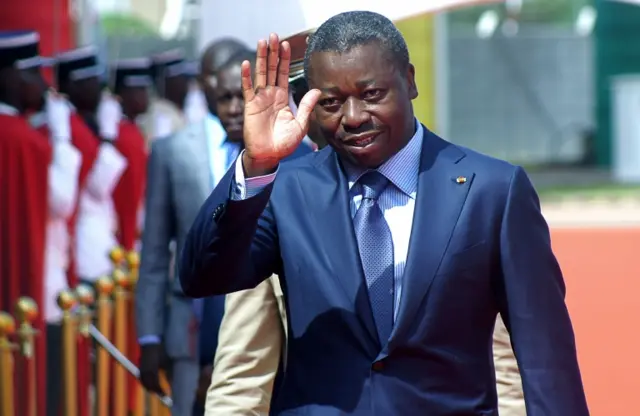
[241, 33, 321, 177]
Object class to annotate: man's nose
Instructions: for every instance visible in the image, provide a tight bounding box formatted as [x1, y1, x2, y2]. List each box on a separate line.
[341, 97, 369, 129]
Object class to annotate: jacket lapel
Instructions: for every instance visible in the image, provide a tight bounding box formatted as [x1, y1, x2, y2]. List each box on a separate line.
[297, 149, 380, 349]
[386, 129, 475, 351]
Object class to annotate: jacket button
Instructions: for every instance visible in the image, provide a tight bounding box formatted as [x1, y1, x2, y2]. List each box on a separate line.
[371, 361, 384, 372]
[212, 204, 224, 220]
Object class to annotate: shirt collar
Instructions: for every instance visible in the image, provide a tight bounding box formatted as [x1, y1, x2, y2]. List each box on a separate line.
[345, 120, 423, 199]
[0, 102, 20, 116]
[205, 113, 244, 150]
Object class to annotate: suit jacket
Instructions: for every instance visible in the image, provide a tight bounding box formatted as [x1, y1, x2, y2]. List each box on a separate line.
[206, 275, 287, 415]
[208, 293, 524, 416]
[180, 127, 588, 415]
[136, 120, 218, 360]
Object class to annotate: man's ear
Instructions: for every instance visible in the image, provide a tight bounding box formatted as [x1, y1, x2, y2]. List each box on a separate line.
[406, 63, 418, 100]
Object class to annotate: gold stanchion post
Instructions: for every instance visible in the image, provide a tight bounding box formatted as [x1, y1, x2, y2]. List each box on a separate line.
[112, 265, 130, 416]
[159, 372, 172, 416]
[95, 276, 114, 416]
[149, 372, 172, 416]
[126, 251, 146, 416]
[75, 284, 95, 416]
[0, 312, 16, 416]
[58, 289, 78, 416]
[75, 284, 94, 341]
[110, 246, 125, 272]
[14, 297, 38, 416]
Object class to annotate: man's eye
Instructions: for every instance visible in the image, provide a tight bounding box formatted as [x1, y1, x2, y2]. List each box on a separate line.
[319, 98, 339, 107]
[363, 89, 382, 100]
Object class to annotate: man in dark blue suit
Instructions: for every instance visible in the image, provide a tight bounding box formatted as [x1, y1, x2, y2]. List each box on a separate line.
[180, 11, 589, 416]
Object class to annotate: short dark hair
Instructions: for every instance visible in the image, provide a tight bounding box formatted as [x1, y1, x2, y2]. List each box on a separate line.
[304, 11, 410, 77]
[200, 38, 248, 74]
[217, 49, 256, 74]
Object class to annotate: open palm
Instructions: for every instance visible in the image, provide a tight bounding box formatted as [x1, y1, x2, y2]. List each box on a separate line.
[241, 34, 321, 165]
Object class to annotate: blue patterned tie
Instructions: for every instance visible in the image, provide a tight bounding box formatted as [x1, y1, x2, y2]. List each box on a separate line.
[354, 171, 394, 345]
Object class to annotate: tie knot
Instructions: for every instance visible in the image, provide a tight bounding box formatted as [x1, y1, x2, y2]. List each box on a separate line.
[359, 171, 389, 201]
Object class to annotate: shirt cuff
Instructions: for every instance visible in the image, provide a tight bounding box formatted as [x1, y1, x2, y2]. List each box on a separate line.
[138, 335, 161, 345]
[232, 150, 278, 200]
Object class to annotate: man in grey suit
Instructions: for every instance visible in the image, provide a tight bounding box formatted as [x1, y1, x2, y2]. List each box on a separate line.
[135, 38, 249, 416]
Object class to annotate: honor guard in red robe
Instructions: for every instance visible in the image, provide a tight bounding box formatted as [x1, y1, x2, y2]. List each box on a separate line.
[110, 59, 152, 412]
[56, 47, 127, 416]
[142, 49, 191, 142]
[183, 60, 209, 125]
[111, 58, 151, 251]
[0, 30, 52, 416]
[54, 47, 107, 289]
[55, 46, 127, 286]
[27, 86, 83, 416]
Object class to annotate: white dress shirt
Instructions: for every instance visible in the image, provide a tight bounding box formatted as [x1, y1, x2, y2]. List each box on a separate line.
[206, 114, 242, 187]
[234, 121, 424, 319]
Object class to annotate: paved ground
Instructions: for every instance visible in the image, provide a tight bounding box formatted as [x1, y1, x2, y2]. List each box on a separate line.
[539, 197, 639, 414]
[542, 198, 640, 227]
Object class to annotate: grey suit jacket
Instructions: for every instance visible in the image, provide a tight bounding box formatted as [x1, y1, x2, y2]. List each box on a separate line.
[135, 121, 215, 360]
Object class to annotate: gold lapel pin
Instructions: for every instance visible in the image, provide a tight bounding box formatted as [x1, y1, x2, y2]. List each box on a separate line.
[455, 176, 467, 184]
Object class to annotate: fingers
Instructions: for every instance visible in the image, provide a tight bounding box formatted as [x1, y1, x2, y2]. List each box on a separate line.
[266, 33, 280, 87]
[295, 89, 321, 130]
[251, 34, 292, 95]
[241, 60, 255, 101]
[277, 41, 291, 89]
[254, 39, 268, 89]
[140, 372, 165, 396]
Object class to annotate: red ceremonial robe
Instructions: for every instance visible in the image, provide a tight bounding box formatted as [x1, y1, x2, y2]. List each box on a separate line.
[36, 113, 98, 416]
[113, 119, 148, 251]
[111, 119, 148, 412]
[0, 112, 51, 416]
